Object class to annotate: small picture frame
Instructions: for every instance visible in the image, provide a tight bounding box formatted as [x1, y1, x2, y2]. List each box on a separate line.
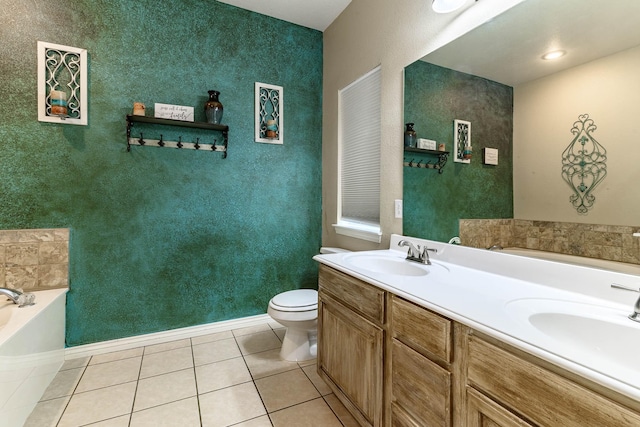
[417, 138, 437, 150]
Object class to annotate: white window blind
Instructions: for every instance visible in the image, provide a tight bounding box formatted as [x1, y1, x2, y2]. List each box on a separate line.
[335, 66, 382, 242]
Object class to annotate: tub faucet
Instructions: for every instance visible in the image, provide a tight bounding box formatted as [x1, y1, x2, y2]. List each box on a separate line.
[398, 240, 437, 265]
[0, 287, 35, 307]
[611, 284, 640, 322]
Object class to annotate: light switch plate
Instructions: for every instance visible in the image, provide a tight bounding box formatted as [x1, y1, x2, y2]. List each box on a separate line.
[394, 200, 403, 219]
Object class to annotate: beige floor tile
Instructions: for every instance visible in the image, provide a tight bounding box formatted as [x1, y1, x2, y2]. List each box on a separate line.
[267, 319, 284, 329]
[199, 382, 267, 427]
[234, 415, 273, 427]
[232, 323, 271, 337]
[24, 395, 70, 427]
[90, 347, 144, 365]
[302, 364, 332, 395]
[255, 368, 320, 412]
[297, 358, 316, 368]
[130, 397, 200, 427]
[324, 393, 360, 427]
[87, 415, 131, 426]
[190, 330, 233, 345]
[40, 367, 84, 400]
[139, 346, 193, 378]
[244, 348, 299, 379]
[75, 357, 142, 393]
[195, 356, 252, 394]
[134, 368, 197, 411]
[235, 330, 282, 355]
[60, 357, 89, 371]
[269, 397, 343, 427]
[273, 328, 286, 341]
[57, 382, 137, 427]
[144, 338, 191, 355]
[192, 337, 241, 366]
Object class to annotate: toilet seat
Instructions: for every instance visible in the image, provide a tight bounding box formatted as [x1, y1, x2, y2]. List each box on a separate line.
[269, 289, 318, 312]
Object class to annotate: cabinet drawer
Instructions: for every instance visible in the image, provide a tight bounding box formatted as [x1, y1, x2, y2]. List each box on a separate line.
[466, 387, 534, 427]
[318, 264, 385, 324]
[391, 295, 452, 364]
[391, 339, 451, 427]
[467, 335, 640, 427]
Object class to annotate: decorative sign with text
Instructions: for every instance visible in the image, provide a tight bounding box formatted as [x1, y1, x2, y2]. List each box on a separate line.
[154, 103, 194, 122]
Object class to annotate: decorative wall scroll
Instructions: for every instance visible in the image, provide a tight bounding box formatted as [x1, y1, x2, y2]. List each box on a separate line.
[37, 41, 88, 125]
[453, 119, 471, 163]
[255, 82, 283, 144]
[561, 114, 607, 214]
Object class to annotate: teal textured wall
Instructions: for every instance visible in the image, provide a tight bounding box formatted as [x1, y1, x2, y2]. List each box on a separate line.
[403, 61, 513, 242]
[1, 0, 323, 346]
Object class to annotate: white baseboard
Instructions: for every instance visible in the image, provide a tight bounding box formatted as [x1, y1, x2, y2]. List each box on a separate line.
[65, 313, 273, 360]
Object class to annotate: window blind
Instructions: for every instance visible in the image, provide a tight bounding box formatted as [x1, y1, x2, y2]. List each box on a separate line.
[338, 66, 381, 227]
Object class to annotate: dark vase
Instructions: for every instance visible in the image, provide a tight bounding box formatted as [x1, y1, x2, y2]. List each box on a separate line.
[404, 123, 417, 148]
[204, 90, 224, 124]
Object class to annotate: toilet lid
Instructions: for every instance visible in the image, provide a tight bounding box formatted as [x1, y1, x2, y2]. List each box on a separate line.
[271, 289, 318, 310]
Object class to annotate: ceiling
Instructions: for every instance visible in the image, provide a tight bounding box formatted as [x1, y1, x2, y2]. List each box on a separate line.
[217, 0, 352, 31]
[422, 0, 640, 86]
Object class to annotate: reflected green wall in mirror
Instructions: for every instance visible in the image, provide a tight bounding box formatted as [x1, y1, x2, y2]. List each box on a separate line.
[403, 61, 514, 242]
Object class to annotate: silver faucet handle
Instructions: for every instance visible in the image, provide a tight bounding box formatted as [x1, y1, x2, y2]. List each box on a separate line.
[611, 283, 640, 293]
[611, 283, 640, 322]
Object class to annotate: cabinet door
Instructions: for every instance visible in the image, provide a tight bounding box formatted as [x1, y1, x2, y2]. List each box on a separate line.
[318, 291, 384, 427]
[391, 339, 451, 427]
[466, 387, 533, 427]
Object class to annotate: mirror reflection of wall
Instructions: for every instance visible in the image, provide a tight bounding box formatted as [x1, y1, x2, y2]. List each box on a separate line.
[403, 61, 513, 242]
[404, 0, 640, 244]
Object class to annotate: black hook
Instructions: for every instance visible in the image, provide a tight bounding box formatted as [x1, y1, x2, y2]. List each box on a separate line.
[194, 138, 200, 150]
[417, 159, 423, 168]
[409, 158, 415, 167]
[177, 136, 183, 149]
[138, 133, 145, 146]
[158, 134, 165, 147]
[211, 139, 217, 151]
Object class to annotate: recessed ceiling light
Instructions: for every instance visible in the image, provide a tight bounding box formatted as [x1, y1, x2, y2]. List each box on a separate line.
[432, 0, 467, 13]
[542, 50, 566, 60]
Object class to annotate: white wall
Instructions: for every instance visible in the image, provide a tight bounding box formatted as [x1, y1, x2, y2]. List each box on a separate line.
[322, 0, 524, 250]
[514, 45, 640, 225]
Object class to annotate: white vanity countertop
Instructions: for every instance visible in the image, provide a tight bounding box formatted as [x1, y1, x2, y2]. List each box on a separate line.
[314, 234, 640, 401]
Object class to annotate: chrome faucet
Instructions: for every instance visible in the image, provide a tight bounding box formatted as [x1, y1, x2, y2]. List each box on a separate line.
[611, 284, 640, 322]
[0, 287, 35, 307]
[398, 240, 437, 265]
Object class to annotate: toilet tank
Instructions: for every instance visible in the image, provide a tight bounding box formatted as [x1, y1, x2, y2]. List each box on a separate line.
[319, 247, 351, 254]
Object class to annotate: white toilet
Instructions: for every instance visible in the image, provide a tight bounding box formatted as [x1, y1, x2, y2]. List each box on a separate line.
[268, 247, 349, 361]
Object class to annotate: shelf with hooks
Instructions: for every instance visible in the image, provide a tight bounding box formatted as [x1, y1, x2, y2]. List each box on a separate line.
[403, 147, 449, 173]
[126, 115, 228, 158]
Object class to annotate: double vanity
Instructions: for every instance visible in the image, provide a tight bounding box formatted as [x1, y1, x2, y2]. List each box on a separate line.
[314, 234, 640, 426]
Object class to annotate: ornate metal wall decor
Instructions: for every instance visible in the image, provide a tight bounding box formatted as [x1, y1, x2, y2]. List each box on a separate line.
[37, 41, 88, 125]
[255, 82, 283, 144]
[561, 114, 607, 214]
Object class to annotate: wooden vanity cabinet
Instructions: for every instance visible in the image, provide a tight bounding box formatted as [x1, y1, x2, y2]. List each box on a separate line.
[389, 295, 454, 427]
[317, 265, 386, 427]
[466, 332, 640, 427]
[317, 266, 640, 427]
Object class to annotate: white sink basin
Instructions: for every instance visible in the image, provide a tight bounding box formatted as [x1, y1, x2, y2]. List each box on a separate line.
[343, 254, 430, 276]
[505, 298, 640, 372]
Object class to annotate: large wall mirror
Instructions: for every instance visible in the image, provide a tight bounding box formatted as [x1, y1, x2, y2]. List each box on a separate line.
[404, 0, 640, 244]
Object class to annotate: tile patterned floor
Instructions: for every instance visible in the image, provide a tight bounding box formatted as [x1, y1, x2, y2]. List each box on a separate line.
[25, 322, 359, 427]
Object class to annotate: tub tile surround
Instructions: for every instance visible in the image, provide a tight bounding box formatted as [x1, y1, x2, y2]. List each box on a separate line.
[0, 228, 69, 291]
[25, 321, 358, 427]
[460, 219, 640, 264]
